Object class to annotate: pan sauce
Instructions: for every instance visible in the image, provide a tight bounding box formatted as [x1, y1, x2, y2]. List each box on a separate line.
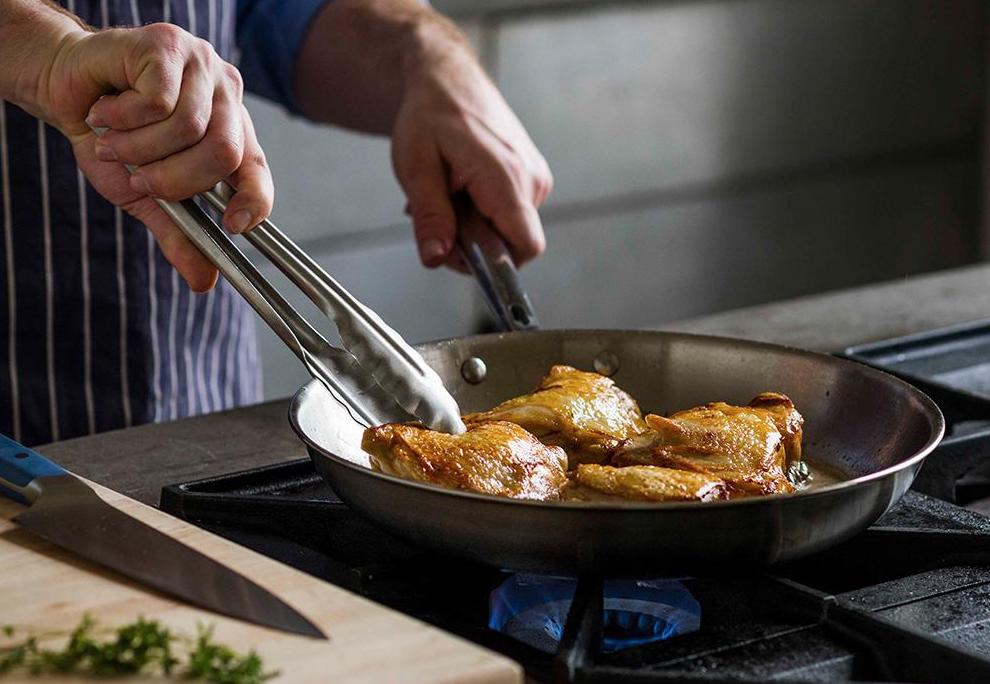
[798, 457, 846, 490]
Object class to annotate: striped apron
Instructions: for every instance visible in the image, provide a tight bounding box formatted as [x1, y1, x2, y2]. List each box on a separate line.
[0, 0, 262, 446]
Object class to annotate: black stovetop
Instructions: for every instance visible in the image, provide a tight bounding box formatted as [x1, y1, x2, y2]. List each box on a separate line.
[161, 321, 990, 684]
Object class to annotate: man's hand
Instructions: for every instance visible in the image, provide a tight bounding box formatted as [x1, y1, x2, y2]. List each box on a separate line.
[391, 32, 553, 269]
[0, 2, 272, 291]
[296, 1, 552, 270]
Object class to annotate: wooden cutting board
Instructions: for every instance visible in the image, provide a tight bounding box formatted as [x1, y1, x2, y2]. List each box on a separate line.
[0, 481, 521, 683]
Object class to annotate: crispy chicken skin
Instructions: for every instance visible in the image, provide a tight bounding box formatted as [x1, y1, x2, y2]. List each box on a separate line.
[747, 392, 803, 465]
[362, 420, 568, 501]
[463, 365, 647, 467]
[562, 464, 727, 503]
[611, 394, 802, 496]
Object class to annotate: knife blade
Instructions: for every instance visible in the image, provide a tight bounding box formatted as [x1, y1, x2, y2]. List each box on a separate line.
[0, 434, 325, 639]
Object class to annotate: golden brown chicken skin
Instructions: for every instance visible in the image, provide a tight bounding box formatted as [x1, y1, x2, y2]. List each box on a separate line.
[362, 420, 568, 501]
[611, 394, 803, 497]
[747, 392, 803, 465]
[562, 464, 727, 503]
[464, 365, 647, 467]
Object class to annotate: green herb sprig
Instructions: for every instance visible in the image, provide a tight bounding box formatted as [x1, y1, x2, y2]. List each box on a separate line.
[0, 615, 277, 683]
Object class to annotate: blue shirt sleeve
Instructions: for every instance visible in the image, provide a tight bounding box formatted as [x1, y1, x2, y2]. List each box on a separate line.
[236, 0, 331, 114]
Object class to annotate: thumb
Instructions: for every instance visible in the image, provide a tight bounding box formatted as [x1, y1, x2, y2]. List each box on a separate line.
[394, 144, 456, 268]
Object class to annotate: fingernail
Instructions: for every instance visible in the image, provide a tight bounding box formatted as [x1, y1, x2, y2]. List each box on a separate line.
[85, 112, 107, 129]
[227, 209, 253, 233]
[95, 142, 117, 162]
[129, 174, 151, 195]
[419, 237, 448, 265]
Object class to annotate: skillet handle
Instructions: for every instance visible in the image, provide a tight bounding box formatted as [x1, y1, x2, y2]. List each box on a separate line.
[454, 193, 541, 332]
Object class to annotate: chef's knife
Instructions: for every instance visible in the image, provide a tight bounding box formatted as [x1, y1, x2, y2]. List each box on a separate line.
[0, 435, 325, 639]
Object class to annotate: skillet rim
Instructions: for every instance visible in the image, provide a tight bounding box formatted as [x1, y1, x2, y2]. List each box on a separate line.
[289, 329, 945, 512]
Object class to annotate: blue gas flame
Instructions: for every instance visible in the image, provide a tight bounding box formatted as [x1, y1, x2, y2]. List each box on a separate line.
[489, 574, 701, 653]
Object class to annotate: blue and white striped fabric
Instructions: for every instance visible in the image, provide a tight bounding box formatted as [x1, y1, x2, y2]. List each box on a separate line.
[0, 0, 266, 446]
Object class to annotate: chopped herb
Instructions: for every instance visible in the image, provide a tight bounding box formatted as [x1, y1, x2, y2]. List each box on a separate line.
[0, 615, 277, 683]
[185, 625, 272, 684]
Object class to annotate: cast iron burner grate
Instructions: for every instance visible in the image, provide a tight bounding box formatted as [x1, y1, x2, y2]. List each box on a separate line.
[161, 321, 990, 683]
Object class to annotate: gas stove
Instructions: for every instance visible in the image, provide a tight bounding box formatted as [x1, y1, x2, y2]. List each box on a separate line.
[161, 321, 990, 683]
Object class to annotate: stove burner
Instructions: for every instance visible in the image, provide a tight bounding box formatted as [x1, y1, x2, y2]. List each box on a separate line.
[488, 574, 700, 653]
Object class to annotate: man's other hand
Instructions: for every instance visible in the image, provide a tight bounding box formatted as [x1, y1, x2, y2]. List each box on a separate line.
[389, 18, 553, 271]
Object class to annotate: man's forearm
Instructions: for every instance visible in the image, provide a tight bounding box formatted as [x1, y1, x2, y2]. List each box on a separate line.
[0, 0, 87, 117]
[294, 0, 471, 133]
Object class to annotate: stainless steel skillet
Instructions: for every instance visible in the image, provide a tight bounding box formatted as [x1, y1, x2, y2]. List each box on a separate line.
[143, 183, 944, 576]
[289, 329, 944, 576]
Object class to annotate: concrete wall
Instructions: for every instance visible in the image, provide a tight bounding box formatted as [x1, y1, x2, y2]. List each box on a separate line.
[245, 0, 986, 399]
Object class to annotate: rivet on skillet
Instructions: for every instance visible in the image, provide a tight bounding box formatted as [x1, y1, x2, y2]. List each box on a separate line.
[461, 357, 488, 384]
[593, 351, 620, 376]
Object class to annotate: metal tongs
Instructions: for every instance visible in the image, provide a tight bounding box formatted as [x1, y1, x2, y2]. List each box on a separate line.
[141, 181, 540, 435]
[145, 182, 463, 433]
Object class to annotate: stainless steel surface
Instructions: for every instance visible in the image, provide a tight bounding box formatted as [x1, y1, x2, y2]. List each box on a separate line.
[454, 194, 540, 332]
[17, 475, 324, 638]
[201, 185, 465, 434]
[289, 330, 944, 575]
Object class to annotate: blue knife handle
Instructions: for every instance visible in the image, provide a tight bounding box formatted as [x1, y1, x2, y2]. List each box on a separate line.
[0, 434, 65, 505]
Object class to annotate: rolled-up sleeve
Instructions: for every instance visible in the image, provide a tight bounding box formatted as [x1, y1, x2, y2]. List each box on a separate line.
[236, 0, 330, 114]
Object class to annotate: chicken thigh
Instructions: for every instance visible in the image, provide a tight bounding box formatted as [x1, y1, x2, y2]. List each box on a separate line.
[611, 394, 803, 496]
[464, 365, 647, 466]
[362, 420, 568, 501]
[562, 464, 727, 503]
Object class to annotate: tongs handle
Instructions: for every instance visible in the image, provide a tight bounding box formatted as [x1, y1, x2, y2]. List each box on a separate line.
[453, 194, 540, 332]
